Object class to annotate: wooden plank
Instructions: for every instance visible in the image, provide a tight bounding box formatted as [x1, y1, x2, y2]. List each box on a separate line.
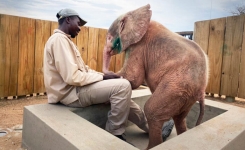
[77, 26, 89, 64]
[97, 28, 107, 72]
[238, 15, 245, 98]
[0, 15, 19, 97]
[114, 52, 125, 73]
[50, 21, 58, 35]
[3, 16, 11, 97]
[193, 20, 210, 93]
[17, 17, 35, 95]
[206, 18, 226, 94]
[193, 20, 210, 54]
[34, 20, 51, 93]
[4, 15, 19, 96]
[87, 27, 99, 70]
[220, 15, 245, 97]
[0, 14, 6, 97]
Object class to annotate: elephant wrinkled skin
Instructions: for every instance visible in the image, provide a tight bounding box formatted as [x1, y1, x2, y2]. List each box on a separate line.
[103, 4, 209, 149]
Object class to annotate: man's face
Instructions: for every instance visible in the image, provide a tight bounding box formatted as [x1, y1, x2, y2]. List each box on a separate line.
[68, 16, 81, 38]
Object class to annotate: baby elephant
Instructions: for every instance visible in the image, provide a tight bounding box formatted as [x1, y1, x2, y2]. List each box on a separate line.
[103, 4, 209, 149]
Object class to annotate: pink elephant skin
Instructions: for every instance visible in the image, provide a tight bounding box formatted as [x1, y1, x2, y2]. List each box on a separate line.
[103, 4, 209, 149]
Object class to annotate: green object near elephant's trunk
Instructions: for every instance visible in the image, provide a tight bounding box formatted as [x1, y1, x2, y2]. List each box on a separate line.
[112, 37, 122, 54]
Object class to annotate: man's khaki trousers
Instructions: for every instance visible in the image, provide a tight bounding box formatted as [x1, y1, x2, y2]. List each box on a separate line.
[68, 79, 149, 135]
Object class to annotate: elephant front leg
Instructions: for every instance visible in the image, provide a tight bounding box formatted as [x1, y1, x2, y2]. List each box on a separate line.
[144, 96, 173, 149]
[144, 82, 183, 149]
[147, 120, 164, 149]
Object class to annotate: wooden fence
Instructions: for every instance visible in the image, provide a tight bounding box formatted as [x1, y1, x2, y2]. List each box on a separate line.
[0, 14, 125, 97]
[1, 14, 245, 99]
[194, 15, 245, 99]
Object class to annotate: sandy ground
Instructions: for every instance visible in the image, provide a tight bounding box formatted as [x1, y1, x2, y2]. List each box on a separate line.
[0, 95, 47, 150]
[0, 94, 245, 150]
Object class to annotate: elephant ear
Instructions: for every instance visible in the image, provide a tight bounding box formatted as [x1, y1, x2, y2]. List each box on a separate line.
[119, 4, 152, 51]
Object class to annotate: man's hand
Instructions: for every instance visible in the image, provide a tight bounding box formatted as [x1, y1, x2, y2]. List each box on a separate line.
[103, 74, 121, 80]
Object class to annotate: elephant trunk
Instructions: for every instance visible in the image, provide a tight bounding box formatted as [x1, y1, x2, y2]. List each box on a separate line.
[102, 45, 111, 74]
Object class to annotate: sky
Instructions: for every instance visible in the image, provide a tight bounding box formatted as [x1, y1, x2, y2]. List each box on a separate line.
[0, 0, 244, 32]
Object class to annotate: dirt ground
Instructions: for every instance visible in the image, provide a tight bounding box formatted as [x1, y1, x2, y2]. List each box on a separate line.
[0, 95, 47, 150]
[0, 94, 245, 150]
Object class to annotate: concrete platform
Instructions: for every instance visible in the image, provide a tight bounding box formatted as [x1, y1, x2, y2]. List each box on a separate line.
[22, 87, 245, 150]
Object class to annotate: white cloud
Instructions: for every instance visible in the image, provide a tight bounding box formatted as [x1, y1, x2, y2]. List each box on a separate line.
[0, 0, 244, 32]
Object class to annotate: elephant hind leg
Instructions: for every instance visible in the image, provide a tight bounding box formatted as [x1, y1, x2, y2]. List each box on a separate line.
[173, 108, 191, 135]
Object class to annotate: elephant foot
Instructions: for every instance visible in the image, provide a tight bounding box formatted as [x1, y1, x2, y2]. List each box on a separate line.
[162, 119, 174, 141]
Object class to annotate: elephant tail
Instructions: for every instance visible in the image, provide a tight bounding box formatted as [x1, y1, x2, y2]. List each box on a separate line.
[196, 98, 205, 126]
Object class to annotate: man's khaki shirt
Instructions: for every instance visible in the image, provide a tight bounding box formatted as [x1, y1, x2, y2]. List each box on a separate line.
[43, 29, 103, 105]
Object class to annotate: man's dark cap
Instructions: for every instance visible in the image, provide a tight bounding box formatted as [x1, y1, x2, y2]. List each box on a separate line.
[57, 8, 87, 26]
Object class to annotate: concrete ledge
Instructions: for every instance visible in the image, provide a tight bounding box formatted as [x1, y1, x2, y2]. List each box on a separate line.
[21, 88, 151, 150]
[22, 88, 245, 150]
[22, 104, 138, 150]
[154, 100, 245, 150]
